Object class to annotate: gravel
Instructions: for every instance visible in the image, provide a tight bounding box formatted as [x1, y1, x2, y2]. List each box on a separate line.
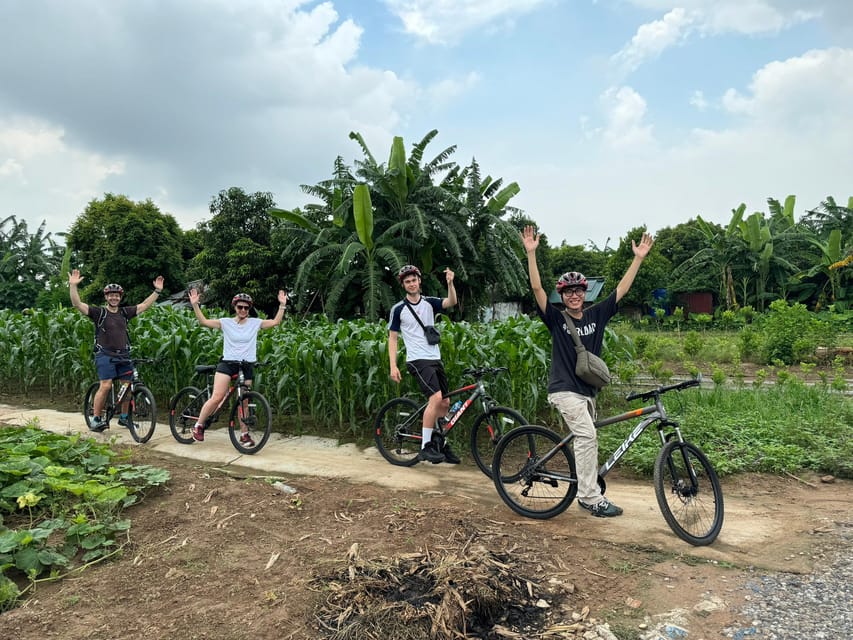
[725, 520, 852, 640]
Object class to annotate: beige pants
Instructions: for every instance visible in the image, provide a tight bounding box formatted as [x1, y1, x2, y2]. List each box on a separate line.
[548, 391, 603, 505]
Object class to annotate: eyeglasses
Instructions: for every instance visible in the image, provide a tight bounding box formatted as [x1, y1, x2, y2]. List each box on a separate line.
[562, 288, 586, 298]
[235, 305, 250, 311]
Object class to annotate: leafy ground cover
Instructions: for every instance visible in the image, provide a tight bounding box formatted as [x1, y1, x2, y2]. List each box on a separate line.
[0, 426, 169, 611]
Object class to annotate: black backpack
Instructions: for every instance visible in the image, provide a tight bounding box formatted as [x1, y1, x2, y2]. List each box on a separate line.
[94, 306, 131, 353]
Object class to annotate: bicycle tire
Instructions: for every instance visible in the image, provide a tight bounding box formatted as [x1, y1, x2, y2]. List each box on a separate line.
[492, 424, 578, 519]
[229, 390, 272, 454]
[653, 440, 724, 546]
[374, 397, 423, 467]
[169, 386, 205, 444]
[469, 406, 527, 479]
[128, 385, 157, 444]
[82, 382, 101, 430]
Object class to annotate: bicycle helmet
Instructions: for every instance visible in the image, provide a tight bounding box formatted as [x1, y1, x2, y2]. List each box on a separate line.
[556, 272, 588, 293]
[397, 265, 422, 283]
[103, 283, 124, 295]
[231, 292, 253, 307]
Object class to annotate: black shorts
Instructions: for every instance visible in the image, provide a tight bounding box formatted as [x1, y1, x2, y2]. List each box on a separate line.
[216, 360, 254, 381]
[406, 359, 449, 399]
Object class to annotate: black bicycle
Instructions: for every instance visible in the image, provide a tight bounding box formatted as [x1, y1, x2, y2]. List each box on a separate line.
[83, 357, 157, 443]
[374, 366, 526, 478]
[168, 360, 272, 454]
[491, 378, 724, 546]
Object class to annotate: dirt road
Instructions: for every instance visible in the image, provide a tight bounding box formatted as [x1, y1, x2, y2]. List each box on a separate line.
[2, 402, 849, 573]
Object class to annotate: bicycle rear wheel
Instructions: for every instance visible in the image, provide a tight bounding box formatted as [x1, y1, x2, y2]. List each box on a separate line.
[653, 440, 724, 546]
[492, 425, 577, 519]
[128, 385, 157, 444]
[229, 390, 272, 454]
[469, 406, 526, 479]
[373, 397, 423, 466]
[169, 386, 205, 444]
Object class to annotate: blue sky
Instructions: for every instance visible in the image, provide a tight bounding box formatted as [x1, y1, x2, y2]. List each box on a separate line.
[1, 0, 851, 249]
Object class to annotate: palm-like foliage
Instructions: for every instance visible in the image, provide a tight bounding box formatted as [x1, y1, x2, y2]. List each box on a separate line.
[0, 216, 64, 309]
[271, 130, 525, 320]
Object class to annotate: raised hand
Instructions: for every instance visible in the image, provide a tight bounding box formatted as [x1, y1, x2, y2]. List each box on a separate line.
[521, 225, 540, 253]
[632, 232, 655, 259]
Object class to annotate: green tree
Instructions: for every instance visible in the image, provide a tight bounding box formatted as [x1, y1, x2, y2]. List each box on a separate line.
[654, 219, 716, 295]
[67, 194, 185, 305]
[189, 188, 283, 314]
[0, 216, 64, 309]
[271, 130, 526, 320]
[604, 225, 671, 309]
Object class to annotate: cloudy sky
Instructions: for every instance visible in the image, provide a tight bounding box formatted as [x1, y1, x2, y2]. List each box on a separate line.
[2, 0, 852, 248]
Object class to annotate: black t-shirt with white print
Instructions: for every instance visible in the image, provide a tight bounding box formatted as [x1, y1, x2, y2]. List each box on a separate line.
[536, 291, 618, 397]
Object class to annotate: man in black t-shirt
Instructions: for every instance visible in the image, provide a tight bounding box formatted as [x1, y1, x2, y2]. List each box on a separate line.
[521, 226, 654, 517]
[69, 269, 164, 432]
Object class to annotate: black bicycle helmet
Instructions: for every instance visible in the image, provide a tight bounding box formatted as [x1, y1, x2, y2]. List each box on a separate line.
[397, 265, 422, 282]
[556, 272, 588, 293]
[103, 283, 124, 295]
[231, 292, 253, 307]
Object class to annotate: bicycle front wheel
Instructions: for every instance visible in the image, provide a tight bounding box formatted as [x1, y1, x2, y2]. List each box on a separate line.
[229, 390, 272, 454]
[128, 385, 157, 444]
[470, 406, 526, 478]
[492, 425, 577, 520]
[373, 397, 423, 467]
[82, 382, 101, 430]
[169, 386, 205, 444]
[653, 440, 724, 546]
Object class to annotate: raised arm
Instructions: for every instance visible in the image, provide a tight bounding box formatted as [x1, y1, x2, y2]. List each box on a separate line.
[68, 268, 89, 315]
[189, 288, 221, 329]
[521, 226, 548, 313]
[615, 232, 654, 302]
[260, 290, 288, 329]
[135, 275, 165, 313]
[441, 268, 457, 309]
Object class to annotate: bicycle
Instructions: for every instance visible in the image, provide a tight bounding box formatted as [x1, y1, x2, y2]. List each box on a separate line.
[491, 378, 724, 546]
[168, 360, 272, 454]
[83, 357, 158, 444]
[374, 366, 526, 478]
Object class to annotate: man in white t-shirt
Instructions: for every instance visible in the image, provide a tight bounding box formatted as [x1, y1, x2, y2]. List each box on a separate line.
[388, 265, 457, 464]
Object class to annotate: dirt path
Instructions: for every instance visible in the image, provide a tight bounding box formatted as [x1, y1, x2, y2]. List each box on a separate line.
[2, 403, 849, 575]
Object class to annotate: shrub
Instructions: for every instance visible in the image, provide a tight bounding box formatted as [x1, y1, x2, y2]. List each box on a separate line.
[683, 330, 703, 357]
[759, 300, 833, 365]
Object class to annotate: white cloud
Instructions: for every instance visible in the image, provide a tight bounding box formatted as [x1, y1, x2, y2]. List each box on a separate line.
[612, 8, 695, 75]
[599, 86, 656, 149]
[511, 47, 853, 247]
[0, 117, 125, 226]
[690, 90, 709, 110]
[382, 0, 551, 44]
[613, 1, 824, 74]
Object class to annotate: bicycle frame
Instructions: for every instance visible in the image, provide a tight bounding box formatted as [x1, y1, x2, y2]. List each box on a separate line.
[441, 378, 498, 433]
[524, 385, 690, 483]
[197, 367, 250, 426]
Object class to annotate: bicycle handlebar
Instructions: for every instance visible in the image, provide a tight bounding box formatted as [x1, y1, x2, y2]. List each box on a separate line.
[462, 366, 508, 380]
[625, 378, 701, 403]
[109, 357, 157, 365]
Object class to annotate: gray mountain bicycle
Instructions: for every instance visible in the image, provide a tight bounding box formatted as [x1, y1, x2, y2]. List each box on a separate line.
[491, 378, 724, 546]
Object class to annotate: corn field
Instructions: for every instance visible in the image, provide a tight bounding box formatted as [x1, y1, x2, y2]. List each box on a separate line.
[0, 307, 563, 436]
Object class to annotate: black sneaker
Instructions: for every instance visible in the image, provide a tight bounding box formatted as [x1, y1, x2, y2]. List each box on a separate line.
[578, 499, 623, 517]
[418, 442, 445, 464]
[442, 443, 461, 464]
[88, 416, 108, 432]
[117, 415, 130, 428]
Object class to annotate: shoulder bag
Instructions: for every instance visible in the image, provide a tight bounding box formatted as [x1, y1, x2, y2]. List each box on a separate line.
[404, 300, 441, 345]
[561, 310, 610, 388]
